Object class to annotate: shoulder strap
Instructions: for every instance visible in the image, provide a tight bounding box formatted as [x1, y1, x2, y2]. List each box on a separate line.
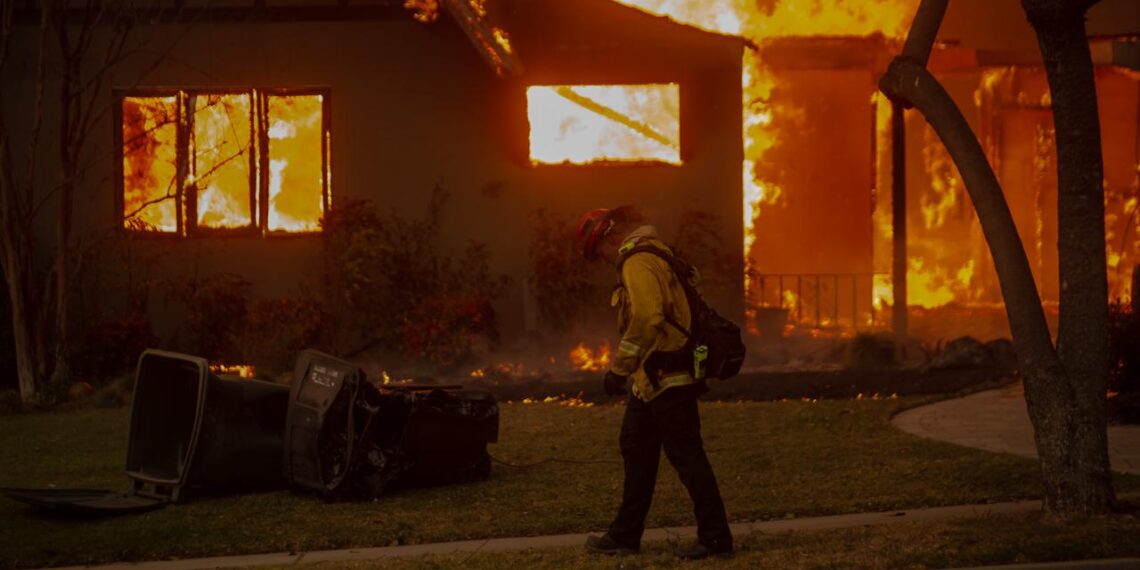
[616, 245, 694, 339]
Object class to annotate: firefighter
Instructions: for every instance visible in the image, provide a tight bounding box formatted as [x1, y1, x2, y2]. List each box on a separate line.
[577, 206, 734, 560]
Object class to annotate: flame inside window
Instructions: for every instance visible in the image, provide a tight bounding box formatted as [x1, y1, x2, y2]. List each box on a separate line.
[266, 95, 324, 232]
[192, 94, 254, 229]
[122, 96, 179, 232]
[527, 84, 681, 165]
[120, 90, 329, 236]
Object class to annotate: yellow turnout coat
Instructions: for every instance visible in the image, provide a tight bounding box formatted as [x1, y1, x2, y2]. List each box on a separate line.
[609, 226, 699, 402]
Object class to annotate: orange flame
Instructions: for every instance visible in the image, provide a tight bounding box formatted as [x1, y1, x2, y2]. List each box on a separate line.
[123, 91, 324, 235]
[193, 94, 254, 229]
[569, 341, 612, 372]
[210, 363, 256, 379]
[522, 394, 595, 408]
[266, 94, 325, 232]
[527, 84, 681, 165]
[122, 96, 179, 232]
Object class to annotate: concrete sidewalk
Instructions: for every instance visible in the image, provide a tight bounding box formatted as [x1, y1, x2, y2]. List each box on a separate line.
[893, 382, 1140, 474]
[49, 499, 1064, 570]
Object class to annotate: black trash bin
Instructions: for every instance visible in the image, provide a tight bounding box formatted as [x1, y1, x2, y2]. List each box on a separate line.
[286, 349, 499, 500]
[127, 349, 289, 502]
[3, 349, 289, 514]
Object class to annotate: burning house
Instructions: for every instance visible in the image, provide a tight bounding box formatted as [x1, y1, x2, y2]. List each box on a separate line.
[616, 0, 1139, 342]
[2, 0, 745, 360]
[2, 0, 1139, 387]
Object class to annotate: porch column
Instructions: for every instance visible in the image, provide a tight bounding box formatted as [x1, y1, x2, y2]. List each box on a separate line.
[892, 101, 908, 341]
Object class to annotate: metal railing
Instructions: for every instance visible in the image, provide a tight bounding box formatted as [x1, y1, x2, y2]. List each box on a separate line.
[750, 272, 888, 330]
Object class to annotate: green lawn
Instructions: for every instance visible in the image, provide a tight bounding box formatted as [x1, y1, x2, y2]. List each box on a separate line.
[1, 399, 1137, 568]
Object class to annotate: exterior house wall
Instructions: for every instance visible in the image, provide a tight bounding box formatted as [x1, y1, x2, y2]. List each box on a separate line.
[3, 7, 744, 351]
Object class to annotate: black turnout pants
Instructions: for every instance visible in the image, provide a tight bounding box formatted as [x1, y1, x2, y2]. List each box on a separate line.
[607, 384, 732, 549]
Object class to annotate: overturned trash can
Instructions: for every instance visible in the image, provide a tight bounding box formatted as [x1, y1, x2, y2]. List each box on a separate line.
[3, 349, 289, 515]
[286, 350, 499, 501]
[127, 350, 289, 502]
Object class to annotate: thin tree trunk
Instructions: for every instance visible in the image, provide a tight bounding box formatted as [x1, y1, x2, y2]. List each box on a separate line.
[6, 262, 40, 401]
[1022, 0, 1115, 513]
[50, 1, 78, 389]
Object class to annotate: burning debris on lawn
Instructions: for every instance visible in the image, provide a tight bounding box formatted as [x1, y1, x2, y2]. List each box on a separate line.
[519, 393, 595, 408]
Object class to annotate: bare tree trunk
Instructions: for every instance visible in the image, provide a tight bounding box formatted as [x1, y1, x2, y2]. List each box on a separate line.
[0, 2, 45, 401]
[6, 264, 40, 401]
[881, 0, 1115, 515]
[51, 38, 75, 389]
[1022, 0, 1115, 513]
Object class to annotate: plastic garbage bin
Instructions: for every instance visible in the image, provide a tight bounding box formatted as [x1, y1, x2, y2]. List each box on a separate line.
[286, 349, 499, 500]
[127, 349, 289, 502]
[3, 349, 289, 514]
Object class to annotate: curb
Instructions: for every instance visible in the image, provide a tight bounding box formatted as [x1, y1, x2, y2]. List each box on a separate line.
[47, 499, 1056, 570]
[952, 559, 1140, 570]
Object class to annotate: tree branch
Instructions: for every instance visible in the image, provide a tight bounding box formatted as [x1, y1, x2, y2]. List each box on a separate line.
[899, 0, 948, 66]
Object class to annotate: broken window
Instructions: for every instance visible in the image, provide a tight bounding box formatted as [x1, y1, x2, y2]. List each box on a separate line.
[120, 90, 330, 236]
[263, 94, 328, 233]
[190, 92, 255, 231]
[121, 95, 180, 233]
[526, 84, 681, 165]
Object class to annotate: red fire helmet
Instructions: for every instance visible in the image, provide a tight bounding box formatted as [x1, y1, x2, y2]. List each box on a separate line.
[576, 208, 615, 260]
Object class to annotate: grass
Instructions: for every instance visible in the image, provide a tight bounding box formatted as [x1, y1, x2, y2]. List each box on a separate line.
[291, 510, 1140, 569]
[1, 399, 1138, 568]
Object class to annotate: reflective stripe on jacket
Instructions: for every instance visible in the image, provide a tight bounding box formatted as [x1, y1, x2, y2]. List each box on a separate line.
[610, 230, 697, 402]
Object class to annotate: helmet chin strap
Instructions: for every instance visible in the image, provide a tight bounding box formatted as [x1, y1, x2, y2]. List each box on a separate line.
[600, 219, 616, 240]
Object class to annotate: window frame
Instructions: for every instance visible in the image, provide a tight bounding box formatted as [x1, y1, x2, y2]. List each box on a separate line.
[115, 87, 332, 238]
[258, 87, 332, 238]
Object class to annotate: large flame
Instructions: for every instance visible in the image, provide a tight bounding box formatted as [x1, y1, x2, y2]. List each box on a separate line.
[122, 91, 325, 234]
[122, 96, 179, 232]
[266, 94, 325, 232]
[527, 84, 681, 165]
[614, 0, 919, 333]
[193, 94, 254, 229]
[569, 341, 612, 372]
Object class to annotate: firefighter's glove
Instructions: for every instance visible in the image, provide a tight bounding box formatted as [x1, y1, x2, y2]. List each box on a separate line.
[603, 371, 629, 396]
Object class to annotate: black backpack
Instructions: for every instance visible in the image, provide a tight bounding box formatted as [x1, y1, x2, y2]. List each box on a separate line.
[617, 245, 746, 380]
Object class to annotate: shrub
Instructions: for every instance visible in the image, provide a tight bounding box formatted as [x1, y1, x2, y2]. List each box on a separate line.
[71, 312, 159, 383]
[671, 208, 736, 302]
[321, 186, 509, 369]
[526, 209, 605, 334]
[238, 297, 326, 375]
[1108, 301, 1140, 423]
[844, 333, 897, 370]
[164, 273, 252, 362]
[0, 390, 22, 415]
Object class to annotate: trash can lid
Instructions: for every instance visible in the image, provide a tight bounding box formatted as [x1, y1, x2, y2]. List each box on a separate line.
[1, 487, 167, 516]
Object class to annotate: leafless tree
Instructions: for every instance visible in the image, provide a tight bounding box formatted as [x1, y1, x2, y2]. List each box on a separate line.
[0, 0, 190, 402]
[880, 0, 1115, 514]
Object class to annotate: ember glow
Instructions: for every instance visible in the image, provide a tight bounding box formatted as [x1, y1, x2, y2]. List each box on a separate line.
[210, 363, 256, 379]
[569, 341, 612, 372]
[527, 84, 681, 165]
[522, 394, 594, 408]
